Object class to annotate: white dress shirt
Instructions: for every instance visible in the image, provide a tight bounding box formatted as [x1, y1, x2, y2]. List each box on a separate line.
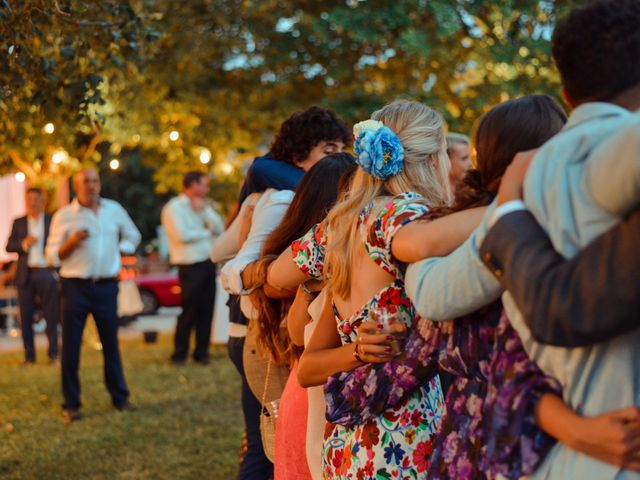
[211, 193, 261, 264]
[220, 189, 294, 318]
[161, 194, 224, 265]
[25, 214, 48, 268]
[46, 198, 141, 279]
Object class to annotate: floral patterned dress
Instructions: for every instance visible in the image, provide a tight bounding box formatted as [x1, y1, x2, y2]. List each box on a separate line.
[291, 192, 444, 480]
[324, 299, 563, 479]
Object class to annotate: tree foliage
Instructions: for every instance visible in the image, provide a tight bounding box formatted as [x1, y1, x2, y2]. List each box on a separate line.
[1, 0, 584, 205]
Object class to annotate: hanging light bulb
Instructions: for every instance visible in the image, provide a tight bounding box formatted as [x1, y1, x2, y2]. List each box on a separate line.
[15, 172, 26, 182]
[169, 130, 180, 141]
[43, 123, 55, 134]
[109, 159, 120, 170]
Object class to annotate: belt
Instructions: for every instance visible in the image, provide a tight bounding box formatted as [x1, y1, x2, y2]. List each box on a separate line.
[62, 277, 118, 284]
[29, 266, 53, 271]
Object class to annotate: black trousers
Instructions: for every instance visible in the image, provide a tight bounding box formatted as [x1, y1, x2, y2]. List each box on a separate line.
[60, 278, 129, 410]
[172, 260, 217, 362]
[17, 268, 59, 361]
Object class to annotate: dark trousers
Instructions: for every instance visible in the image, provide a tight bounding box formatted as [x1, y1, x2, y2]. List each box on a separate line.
[60, 278, 129, 410]
[227, 297, 273, 480]
[17, 268, 59, 361]
[172, 260, 216, 362]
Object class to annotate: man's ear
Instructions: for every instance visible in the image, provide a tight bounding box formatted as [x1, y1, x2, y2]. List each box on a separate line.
[561, 87, 578, 109]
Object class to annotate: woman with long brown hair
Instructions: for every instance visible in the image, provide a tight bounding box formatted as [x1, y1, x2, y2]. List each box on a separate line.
[241, 153, 356, 480]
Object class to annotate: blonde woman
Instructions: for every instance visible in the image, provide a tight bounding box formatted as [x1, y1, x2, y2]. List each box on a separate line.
[268, 100, 484, 478]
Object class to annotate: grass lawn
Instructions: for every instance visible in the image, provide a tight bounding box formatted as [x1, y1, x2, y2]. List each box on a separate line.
[0, 333, 243, 479]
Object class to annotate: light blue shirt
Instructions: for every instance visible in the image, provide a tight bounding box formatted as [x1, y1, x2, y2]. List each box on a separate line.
[406, 103, 640, 479]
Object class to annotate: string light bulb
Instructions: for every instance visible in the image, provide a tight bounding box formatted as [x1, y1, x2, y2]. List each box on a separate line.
[51, 149, 68, 165]
[43, 123, 55, 134]
[15, 172, 26, 182]
[220, 162, 233, 175]
[199, 148, 211, 164]
[169, 130, 179, 141]
[109, 159, 120, 170]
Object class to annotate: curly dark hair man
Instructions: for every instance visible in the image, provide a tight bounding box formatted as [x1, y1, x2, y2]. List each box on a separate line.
[270, 106, 351, 169]
[552, 0, 640, 105]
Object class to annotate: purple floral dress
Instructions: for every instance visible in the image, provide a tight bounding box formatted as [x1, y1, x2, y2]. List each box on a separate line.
[291, 193, 444, 480]
[325, 299, 563, 479]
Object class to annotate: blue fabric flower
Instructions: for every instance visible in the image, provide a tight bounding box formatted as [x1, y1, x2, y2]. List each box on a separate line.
[354, 126, 404, 180]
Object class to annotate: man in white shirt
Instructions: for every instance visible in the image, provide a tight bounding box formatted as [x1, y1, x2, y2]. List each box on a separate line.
[5, 188, 59, 365]
[46, 168, 141, 423]
[161, 171, 223, 366]
[446, 132, 472, 188]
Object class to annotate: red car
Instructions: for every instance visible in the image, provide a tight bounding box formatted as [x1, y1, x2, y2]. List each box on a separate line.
[134, 271, 182, 314]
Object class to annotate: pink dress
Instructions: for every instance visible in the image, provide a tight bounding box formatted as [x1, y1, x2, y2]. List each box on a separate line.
[274, 361, 312, 480]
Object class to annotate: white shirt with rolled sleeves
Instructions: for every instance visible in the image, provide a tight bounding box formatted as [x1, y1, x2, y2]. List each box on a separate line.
[161, 194, 224, 265]
[46, 198, 141, 279]
[406, 103, 640, 479]
[220, 189, 294, 319]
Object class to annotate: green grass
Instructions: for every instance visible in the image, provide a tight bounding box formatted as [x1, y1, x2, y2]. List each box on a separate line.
[0, 334, 243, 480]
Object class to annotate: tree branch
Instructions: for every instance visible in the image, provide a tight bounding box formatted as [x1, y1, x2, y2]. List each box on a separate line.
[81, 133, 102, 164]
[8, 150, 38, 181]
[53, 0, 70, 16]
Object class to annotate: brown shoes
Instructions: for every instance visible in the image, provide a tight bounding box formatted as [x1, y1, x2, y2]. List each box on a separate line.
[114, 401, 137, 412]
[61, 409, 83, 424]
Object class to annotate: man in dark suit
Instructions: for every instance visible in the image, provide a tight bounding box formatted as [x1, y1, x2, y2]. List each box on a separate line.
[5, 187, 59, 364]
[480, 152, 639, 347]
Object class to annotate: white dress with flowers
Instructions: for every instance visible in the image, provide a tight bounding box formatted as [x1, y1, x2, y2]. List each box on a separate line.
[291, 192, 444, 480]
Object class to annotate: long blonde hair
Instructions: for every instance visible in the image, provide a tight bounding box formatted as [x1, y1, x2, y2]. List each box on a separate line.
[325, 100, 451, 298]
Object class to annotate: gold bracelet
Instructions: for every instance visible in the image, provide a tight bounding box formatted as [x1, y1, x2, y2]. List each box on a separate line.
[353, 343, 365, 364]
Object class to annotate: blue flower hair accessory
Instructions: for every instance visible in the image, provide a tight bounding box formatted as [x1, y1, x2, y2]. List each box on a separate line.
[353, 120, 404, 180]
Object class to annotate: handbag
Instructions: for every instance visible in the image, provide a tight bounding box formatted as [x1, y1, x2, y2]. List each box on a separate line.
[259, 358, 278, 462]
[242, 321, 289, 463]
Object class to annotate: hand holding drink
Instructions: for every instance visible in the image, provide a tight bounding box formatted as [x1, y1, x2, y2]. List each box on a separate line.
[377, 308, 403, 356]
[354, 306, 406, 363]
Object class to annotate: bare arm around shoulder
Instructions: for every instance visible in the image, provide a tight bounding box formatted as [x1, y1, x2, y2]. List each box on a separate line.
[267, 246, 310, 291]
[392, 207, 486, 263]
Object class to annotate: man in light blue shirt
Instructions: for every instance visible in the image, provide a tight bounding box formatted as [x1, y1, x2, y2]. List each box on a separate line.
[405, 1, 640, 477]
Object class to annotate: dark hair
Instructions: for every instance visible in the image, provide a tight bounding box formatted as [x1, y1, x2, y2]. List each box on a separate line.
[270, 106, 351, 164]
[432, 95, 567, 217]
[26, 187, 43, 195]
[253, 152, 355, 362]
[552, 0, 640, 104]
[183, 171, 207, 189]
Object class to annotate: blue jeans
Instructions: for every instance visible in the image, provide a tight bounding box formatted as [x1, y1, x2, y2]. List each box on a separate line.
[227, 294, 273, 480]
[60, 278, 129, 410]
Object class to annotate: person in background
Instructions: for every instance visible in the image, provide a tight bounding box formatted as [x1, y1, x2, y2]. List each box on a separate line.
[212, 106, 350, 480]
[446, 132, 472, 189]
[46, 168, 141, 423]
[162, 171, 224, 366]
[6, 187, 59, 365]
